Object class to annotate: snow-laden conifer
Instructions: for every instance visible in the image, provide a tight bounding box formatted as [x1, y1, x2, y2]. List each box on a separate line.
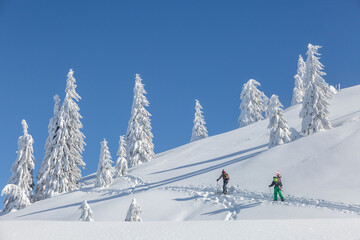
[125, 198, 142, 222]
[291, 55, 306, 105]
[1, 184, 31, 214]
[263, 95, 271, 119]
[79, 200, 94, 221]
[62, 69, 86, 168]
[300, 44, 332, 135]
[95, 139, 114, 188]
[35, 70, 86, 199]
[267, 95, 292, 148]
[35, 95, 61, 201]
[125, 74, 154, 167]
[238, 79, 267, 127]
[190, 99, 208, 142]
[7, 120, 35, 201]
[114, 136, 128, 177]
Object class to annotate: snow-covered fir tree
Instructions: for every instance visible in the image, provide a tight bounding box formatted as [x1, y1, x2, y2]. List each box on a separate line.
[190, 99, 208, 142]
[114, 136, 128, 177]
[291, 55, 306, 105]
[79, 200, 94, 221]
[267, 95, 292, 148]
[125, 198, 142, 222]
[95, 139, 114, 188]
[263, 94, 270, 119]
[62, 69, 86, 169]
[1, 184, 31, 214]
[125, 74, 154, 168]
[35, 95, 61, 201]
[238, 79, 267, 127]
[7, 120, 35, 202]
[300, 44, 332, 135]
[35, 69, 86, 199]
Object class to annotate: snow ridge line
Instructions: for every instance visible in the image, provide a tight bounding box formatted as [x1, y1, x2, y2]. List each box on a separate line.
[161, 185, 360, 218]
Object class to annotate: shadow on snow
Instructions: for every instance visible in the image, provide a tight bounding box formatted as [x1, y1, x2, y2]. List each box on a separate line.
[16, 146, 266, 218]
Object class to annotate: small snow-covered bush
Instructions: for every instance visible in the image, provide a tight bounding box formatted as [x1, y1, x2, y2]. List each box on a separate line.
[79, 200, 94, 221]
[125, 198, 142, 222]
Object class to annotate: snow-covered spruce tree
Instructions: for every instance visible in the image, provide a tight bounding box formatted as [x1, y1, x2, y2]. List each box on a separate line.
[125, 198, 142, 222]
[300, 44, 332, 135]
[7, 120, 35, 202]
[35, 69, 86, 199]
[114, 136, 128, 177]
[1, 184, 31, 214]
[125, 74, 154, 168]
[190, 99, 208, 142]
[263, 94, 270, 119]
[291, 55, 306, 105]
[95, 139, 114, 188]
[238, 79, 267, 127]
[34, 95, 61, 201]
[267, 95, 292, 148]
[62, 69, 86, 168]
[79, 200, 94, 221]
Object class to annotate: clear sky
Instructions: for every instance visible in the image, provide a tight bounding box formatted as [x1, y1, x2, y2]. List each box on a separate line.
[0, 0, 359, 208]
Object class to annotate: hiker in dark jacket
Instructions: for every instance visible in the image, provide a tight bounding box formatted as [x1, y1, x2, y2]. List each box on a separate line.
[269, 171, 284, 201]
[217, 169, 230, 194]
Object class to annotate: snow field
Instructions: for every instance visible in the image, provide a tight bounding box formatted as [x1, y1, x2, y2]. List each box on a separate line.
[1, 219, 360, 240]
[1, 85, 360, 239]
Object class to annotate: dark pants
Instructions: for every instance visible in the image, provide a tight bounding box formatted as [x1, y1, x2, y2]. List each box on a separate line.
[223, 180, 229, 193]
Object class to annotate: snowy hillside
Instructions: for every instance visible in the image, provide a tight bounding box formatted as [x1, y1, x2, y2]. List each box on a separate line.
[1, 85, 360, 239]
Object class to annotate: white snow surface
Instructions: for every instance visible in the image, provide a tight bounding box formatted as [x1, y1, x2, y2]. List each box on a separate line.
[1, 85, 360, 239]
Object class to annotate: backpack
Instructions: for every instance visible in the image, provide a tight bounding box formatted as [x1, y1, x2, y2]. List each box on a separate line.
[223, 173, 230, 180]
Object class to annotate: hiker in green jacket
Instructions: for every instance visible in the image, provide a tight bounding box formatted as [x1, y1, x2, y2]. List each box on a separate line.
[269, 171, 284, 201]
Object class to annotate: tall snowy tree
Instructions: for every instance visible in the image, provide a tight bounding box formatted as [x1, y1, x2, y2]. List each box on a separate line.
[125, 74, 154, 168]
[114, 136, 128, 177]
[263, 94, 270, 119]
[125, 198, 142, 222]
[267, 95, 292, 148]
[190, 99, 208, 142]
[1, 184, 31, 214]
[79, 200, 94, 221]
[291, 55, 306, 105]
[300, 44, 332, 135]
[35, 69, 86, 200]
[7, 120, 35, 201]
[62, 69, 86, 168]
[238, 79, 267, 127]
[95, 139, 114, 188]
[35, 95, 61, 201]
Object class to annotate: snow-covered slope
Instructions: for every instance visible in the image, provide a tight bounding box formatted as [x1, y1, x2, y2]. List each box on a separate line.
[1, 85, 360, 239]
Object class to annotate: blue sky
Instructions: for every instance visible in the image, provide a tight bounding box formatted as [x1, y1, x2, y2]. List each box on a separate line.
[0, 0, 359, 207]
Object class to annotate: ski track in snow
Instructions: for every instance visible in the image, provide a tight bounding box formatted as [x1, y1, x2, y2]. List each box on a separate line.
[161, 185, 360, 220]
[90, 175, 360, 220]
